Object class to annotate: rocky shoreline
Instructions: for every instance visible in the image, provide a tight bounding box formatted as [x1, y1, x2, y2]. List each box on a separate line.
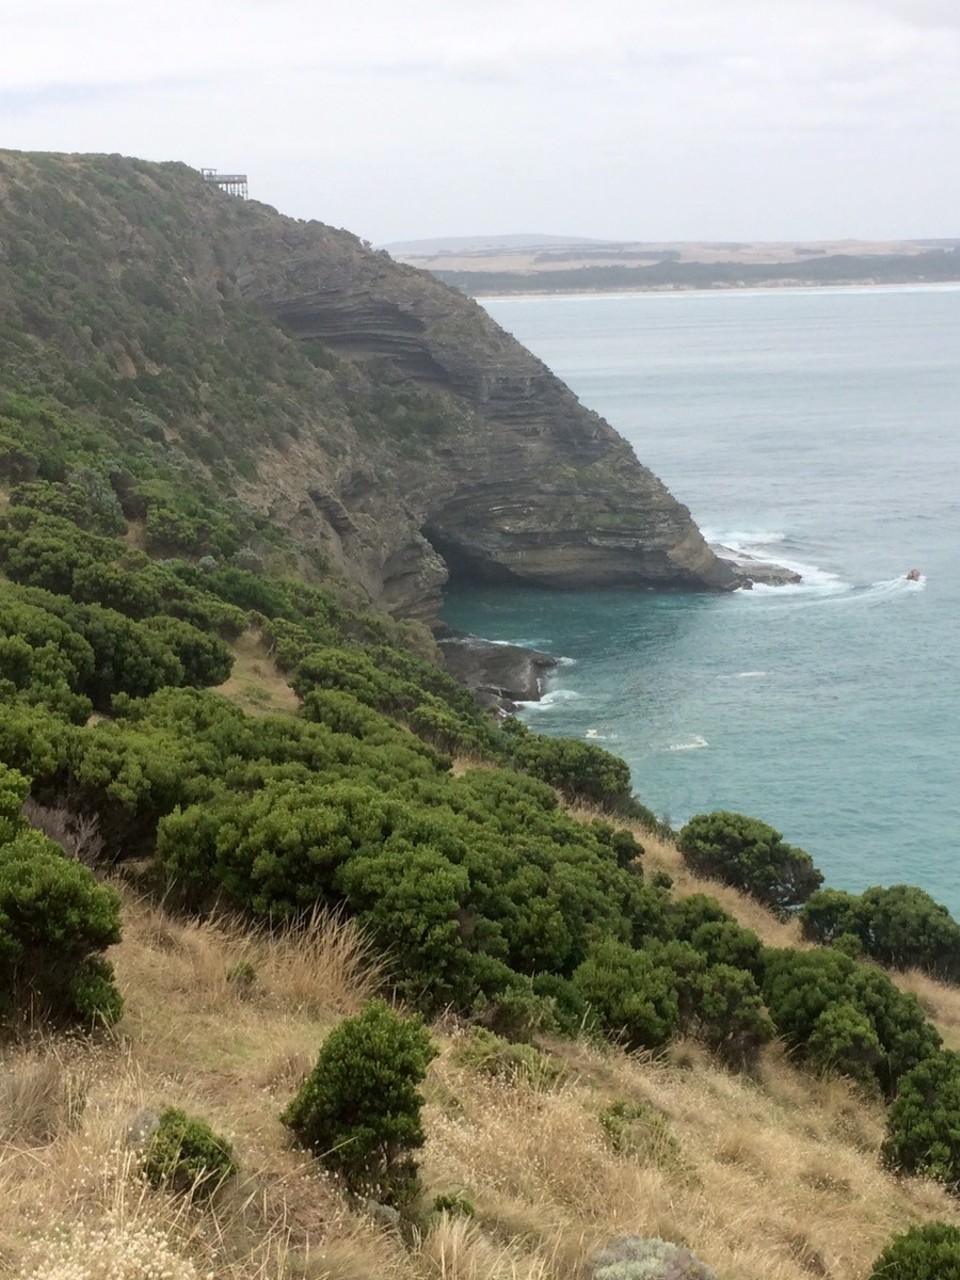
[437, 633, 559, 712]
[438, 553, 802, 710]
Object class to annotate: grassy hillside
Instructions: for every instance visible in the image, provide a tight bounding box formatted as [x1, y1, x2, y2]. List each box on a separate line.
[3, 853, 960, 1280]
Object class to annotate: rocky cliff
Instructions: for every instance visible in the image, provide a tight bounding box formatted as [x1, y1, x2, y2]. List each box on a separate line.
[0, 151, 735, 618]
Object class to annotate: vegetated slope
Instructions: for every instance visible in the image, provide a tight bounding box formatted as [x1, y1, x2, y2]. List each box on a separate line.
[6, 149, 960, 1279]
[2, 881, 959, 1280]
[0, 149, 734, 621]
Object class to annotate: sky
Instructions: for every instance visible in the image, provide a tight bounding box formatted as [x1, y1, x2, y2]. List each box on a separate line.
[2, 0, 959, 245]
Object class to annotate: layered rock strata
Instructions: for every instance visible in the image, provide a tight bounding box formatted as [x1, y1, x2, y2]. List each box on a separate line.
[234, 207, 738, 613]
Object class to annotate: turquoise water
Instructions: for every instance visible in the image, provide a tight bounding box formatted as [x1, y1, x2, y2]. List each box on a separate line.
[441, 286, 960, 911]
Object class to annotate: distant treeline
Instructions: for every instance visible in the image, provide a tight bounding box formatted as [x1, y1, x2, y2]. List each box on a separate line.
[434, 248, 960, 296]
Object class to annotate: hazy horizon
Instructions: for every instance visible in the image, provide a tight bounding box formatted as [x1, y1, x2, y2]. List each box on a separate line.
[3, 0, 959, 245]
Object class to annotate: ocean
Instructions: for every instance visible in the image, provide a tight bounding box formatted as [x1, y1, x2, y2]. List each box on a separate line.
[440, 285, 960, 912]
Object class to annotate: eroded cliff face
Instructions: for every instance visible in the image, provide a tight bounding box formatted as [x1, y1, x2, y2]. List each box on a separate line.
[231, 212, 736, 615]
[0, 152, 736, 619]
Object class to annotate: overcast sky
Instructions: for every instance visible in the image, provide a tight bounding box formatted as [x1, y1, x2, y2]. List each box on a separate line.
[2, 0, 958, 244]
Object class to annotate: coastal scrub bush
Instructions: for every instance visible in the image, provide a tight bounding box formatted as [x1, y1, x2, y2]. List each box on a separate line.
[510, 733, 634, 811]
[688, 963, 773, 1069]
[763, 947, 940, 1096]
[588, 1234, 717, 1280]
[281, 999, 436, 1207]
[529, 972, 592, 1037]
[802, 884, 960, 980]
[157, 779, 396, 915]
[0, 764, 123, 1027]
[141, 1106, 237, 1198]
[667, 894, 764, 979]
[868, 1222, 960, 1279]
[806, 1000, 883, 1089]
[573, 940, 679, 1050]
[882, 1050, 960, 1186]
[797, 887, 862, 945]
[677, 810, 823, 912]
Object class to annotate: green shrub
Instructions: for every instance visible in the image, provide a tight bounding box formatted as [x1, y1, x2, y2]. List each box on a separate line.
[141, 1106, 237, 1198]
[688, 964, 773, 1069]
[0, 763, 29, 846]
[868, 1222, 960, 1279]
[68, 956, 124, 1026]
[573, 940, 679, 1050]
[882, 1051, 960, 1186]
[281, 1000, 436, 1207]
[588, 1234, 717, 1280]
[806, 1000, 882, 1089]
[678, 811, 822, 912]
[452, 1027, 563, 1087]
[140, 616, 233, 688]
[798, 887, 862, 944]
[598, 1101, 684, 1172]
[763, 947, 940, 1097]
[802, 884, 960, 981]
[432, 1191, 475, 1219]
[0, 765, 123, 1027]
[530, 973, 592, 1038]
[471, 976, 565, 1041]
[667, 895, 764, 979]
[511, 734, 634, 811]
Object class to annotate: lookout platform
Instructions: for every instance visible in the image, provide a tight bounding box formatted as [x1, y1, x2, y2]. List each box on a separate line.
[201, 168, 248, 199]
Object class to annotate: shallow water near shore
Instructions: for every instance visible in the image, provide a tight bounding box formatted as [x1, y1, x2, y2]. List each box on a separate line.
[442, 286, 960, 912]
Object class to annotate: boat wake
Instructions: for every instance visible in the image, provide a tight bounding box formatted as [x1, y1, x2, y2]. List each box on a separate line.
[707, 528, 926, 606]
[666, 734, 709, 752]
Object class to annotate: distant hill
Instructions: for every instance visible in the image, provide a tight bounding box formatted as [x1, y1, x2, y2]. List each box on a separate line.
[388, 236, 960, 294]
[381, 232, 611, 255]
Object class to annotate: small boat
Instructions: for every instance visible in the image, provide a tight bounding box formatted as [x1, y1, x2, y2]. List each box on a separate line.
[906, 568, 921, 582]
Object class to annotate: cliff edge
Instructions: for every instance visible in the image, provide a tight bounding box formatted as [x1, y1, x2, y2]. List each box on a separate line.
[0, 151, 735, 617]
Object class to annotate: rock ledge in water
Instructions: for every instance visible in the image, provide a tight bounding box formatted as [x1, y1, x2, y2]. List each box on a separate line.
[712, 544, 802, 588]
[438, 635, 558, 710]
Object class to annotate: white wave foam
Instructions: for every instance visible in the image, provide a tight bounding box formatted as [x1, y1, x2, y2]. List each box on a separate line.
[518, 688, 583, 711]
[666, 735, 709, 752]
[472, 636, 556, 650]
[557, 656, 577, 667]
[703, 527, 786, 548]
[861, 574, 927, 598]
[749, 561, 846, 594]
[755, 570, 925, 612]
[735, 671, 767, 679]
[709, 526, 847, 594]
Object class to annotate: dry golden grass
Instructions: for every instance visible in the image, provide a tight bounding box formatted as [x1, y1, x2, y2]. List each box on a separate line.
[450, 756, 496, 778]
[892, 968, 960, 1052]
[123, 517, 147, 550]
[4, 865, 960, 1278]
[215, 630, 300, 717]
[0, 893, 391, 1279]
[422, 1031, 960, 1280]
